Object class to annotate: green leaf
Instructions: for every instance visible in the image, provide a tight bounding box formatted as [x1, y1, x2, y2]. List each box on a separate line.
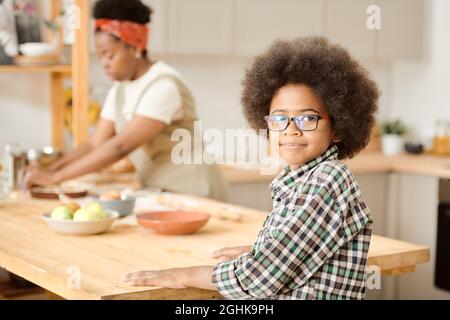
[43, 19, 59, 32]
[380, 120, 408, 135]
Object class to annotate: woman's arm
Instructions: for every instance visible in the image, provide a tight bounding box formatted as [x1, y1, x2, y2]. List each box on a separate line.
[26, 115, 165, 186]
[48, 119, 115, 171]
[53, 115, 165, 182]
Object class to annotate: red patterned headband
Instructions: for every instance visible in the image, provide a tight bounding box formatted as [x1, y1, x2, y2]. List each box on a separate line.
[95, 18, 149, 51]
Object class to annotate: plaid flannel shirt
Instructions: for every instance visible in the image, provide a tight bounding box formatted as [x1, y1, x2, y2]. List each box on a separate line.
[212, 145, 373, 300]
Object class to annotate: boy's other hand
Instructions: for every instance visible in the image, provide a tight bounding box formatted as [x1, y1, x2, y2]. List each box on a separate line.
[122, 268, 187, 288]
[211, 245, 252, 262]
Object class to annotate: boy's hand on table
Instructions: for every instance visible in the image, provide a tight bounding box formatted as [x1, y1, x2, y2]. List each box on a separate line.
[123, 266, 216, 291]
[122, 268, 187, 288]
[211, 245, 252, 262]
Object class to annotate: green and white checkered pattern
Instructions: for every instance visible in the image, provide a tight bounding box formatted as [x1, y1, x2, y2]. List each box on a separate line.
[212, 145, 373, 300]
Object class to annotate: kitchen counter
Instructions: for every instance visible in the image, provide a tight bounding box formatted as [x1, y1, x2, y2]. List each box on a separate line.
[219, 152, 450, 184]
[0, 192, 429, 300]
[70, 152, 450, 187]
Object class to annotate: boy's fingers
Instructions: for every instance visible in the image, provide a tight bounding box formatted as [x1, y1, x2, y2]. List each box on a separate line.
[122, 270, 156, 282]
[212, 252, 236, 260]
[211, 248, 231, 258]
[213, 254, 230, 260]
[122, 272, 143, 281]
[211, 251, 223, 258]
[125, 278, 155, 286]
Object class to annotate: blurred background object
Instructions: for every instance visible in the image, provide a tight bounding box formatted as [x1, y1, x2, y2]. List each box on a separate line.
[102, 157, 135, 174]
[380, 120, 408, 156]
[4, 143, 26, 191]
[0, 0, 19, 60]
[433, 120, 450, 156]
[13, 0, 42, 44]
[404, 142, 424, 154]
[361, 123, 382, 154]
[63, 88, 101, 135]
[26, 146, 63, 168]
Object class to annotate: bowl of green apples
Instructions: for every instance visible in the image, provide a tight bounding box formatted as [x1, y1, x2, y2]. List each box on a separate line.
[42, 201, 119, 235]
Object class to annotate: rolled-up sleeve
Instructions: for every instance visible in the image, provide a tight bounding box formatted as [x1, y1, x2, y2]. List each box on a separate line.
[212, 174, 352, 299]
[212, 254, 255, 299]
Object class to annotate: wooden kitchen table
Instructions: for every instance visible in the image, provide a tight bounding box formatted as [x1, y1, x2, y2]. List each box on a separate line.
[0, 193, 430, 300]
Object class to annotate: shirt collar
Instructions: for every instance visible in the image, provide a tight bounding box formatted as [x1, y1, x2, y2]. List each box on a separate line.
[270, 144, 339, 193]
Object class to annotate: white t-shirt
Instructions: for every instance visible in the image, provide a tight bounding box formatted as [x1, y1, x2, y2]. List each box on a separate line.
[100, 61, 184, 124]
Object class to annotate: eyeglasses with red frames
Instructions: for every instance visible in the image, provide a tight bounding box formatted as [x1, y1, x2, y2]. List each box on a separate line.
[264, 114, 330, 131]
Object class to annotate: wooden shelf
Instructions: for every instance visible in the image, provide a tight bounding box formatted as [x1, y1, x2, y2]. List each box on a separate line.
[0, 0, 89, 149]
[0, 64, 71, 74]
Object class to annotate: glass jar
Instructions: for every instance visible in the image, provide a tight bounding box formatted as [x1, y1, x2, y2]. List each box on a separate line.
[433, 121, 450, 156]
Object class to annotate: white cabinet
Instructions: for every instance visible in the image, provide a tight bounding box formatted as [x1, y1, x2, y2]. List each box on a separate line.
[394, 174, 450, 299]
[235, 0, 324, 56]
[376, 0, 424, 60]
[143, 0, 167, 54]
[324, 0, 424, 60]
[167, 0, 234, 55]
[91, 0, 425, 60]
[354, 173, 388, 236]
[228, 181, 273, 212]
[324, 0, 376, 59]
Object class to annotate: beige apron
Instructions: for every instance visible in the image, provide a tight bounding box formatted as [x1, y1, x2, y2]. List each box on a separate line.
[113, 66, 229, 202]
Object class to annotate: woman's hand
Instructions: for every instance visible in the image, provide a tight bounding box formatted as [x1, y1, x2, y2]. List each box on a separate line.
[25, 166, 61, 187]
[122, 268, 188, 288]
[211, 245, 252, 262]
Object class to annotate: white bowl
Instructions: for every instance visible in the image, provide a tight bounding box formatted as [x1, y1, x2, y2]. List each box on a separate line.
[42, 210, 119, 235]
[19, 42, 56, 57]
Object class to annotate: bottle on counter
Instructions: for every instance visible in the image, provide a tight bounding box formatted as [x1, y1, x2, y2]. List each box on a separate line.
[4, 144, 27, 192]
[433, 121, 450, 156]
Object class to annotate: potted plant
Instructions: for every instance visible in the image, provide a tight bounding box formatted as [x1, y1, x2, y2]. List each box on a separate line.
[380, 120, 407, 156]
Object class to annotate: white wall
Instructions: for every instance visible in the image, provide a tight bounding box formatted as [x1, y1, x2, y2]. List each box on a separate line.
[390, 0, 450, 146]
[0, 73, 51, 152]
[1, 0, 447, 154]
[0, 56, 391, 156]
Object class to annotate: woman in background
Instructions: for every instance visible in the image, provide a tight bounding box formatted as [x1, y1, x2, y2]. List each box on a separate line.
[26, 0, 229, 201]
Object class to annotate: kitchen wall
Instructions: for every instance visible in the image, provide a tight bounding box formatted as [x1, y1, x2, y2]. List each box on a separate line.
[0, 73, 51, 152]
[390, 0, 450, 146]
[0, 54, 392, 155]
[156, 55, 393, 131]
[3, 1, 448, 155]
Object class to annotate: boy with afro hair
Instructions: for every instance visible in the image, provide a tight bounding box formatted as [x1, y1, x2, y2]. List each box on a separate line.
[123, 36, 379, 300]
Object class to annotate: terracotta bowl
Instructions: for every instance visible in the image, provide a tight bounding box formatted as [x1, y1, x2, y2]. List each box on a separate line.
[136, 211, 211, 235]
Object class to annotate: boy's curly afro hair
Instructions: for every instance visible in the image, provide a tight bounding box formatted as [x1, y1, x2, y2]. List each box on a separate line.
[93, 0, 152, 24]
[242, 36, 379, 160]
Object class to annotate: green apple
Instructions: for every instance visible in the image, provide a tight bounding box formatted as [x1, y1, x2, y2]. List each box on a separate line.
[85, 202, 108, 219]
[51, 206, 73, 221]
[85, 201, 103, 213]
[65, 203, 80, 216]
[73, 208, 103, 221]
